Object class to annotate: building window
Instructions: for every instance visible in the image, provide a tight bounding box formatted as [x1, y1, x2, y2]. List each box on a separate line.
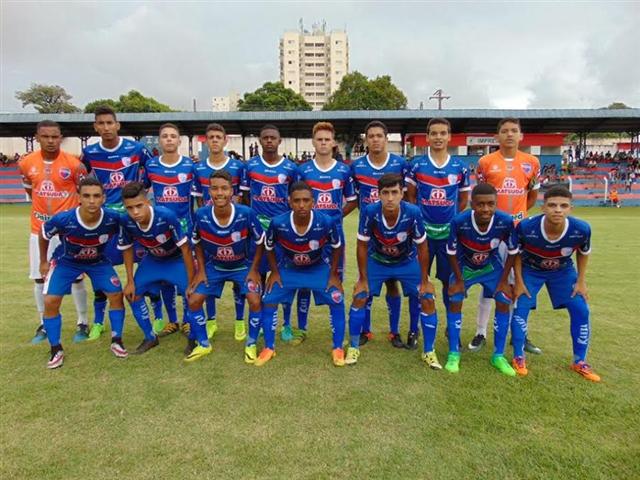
[288, 81, 293, 85]
[288, 60, 292, 64]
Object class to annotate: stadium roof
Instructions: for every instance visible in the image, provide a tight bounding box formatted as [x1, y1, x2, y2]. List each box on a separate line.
[1, 109, 639, 138]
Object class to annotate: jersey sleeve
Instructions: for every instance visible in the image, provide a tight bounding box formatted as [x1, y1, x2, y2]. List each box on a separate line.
[191, 168, 203, 197]
[328, 217, 341, 249]
[412, 209, 427, 244]
[140, 146, 153, 167]
[191, 214, 202, 244]
[343, 168, 357, 201]
[476, 157, 487, 184]
[74, 161, 87, 185]
[42, 212, 64, 240]
[505, 220, 519, 254]
[249, 209, 265, 245]
[357, 207, 371, 241]
[578, 223, 592, 255]
[80, 150, 93, 174]
[459, 163, 471, 192]
[404, 158, 417, 186]
[446, 218, 458, 255]
[264, 220, 276, 251]
[529, 157, 541, 191]
[235, 162, 247, 197]
[240, 164, 250, 192]
[117, 219, 133, 250]
[166, 210, 188, 247]
[18, 158, 32, 189]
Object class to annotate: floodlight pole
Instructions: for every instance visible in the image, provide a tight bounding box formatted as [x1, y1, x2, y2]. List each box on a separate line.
[429, 89, 450, 110]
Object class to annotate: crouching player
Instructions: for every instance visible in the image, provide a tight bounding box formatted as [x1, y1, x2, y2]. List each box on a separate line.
[186, 171, 265, 363]
[445, 183, 518, 376]
[256, 181, 345, 367]
[118, 182, 195, 354]
[39, 178, 126, 369]
[511, 186, 600, 381]
[346, 174, 439, 368]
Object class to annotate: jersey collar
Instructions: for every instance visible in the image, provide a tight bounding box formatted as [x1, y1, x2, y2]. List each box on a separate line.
[136, 207, 155, 233]
[471, 210, 494, 235]
[541, 216, 569, 243]
[427, 148, 451, 169]
[75, 207, 104, 231]
[365, 153, 390, 171]
[206, 156, 230, 171]
[312, 158, 337, 173]
[381, 204, 401, 230]
[159, 155, 185, 168]
[211, 203, 235, 228]
[260, 155, 285, 168]
[290, 210, 314, 236]
[98, 138, 123, 153]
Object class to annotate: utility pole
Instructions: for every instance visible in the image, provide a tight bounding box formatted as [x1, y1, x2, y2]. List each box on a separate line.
[429, 89, 450, 110]
[192, 98, 197, 112]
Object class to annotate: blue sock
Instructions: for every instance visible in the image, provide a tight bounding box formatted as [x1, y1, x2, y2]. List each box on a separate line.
[149, 294, 163, 321]
[362, 297, 373, 333]
[386, 295, 401, 334]
[511, 308, 529, 358]
[160, 285, 177, 323]
[420, 312, 438, 352]
[109, 309, 125, 339]
[43, 314, 62, 346]
[297, 289, 311, 331]
[409, 296, 420, 333]
[131, 298, 155, 341]
[94, 299, 107, 325]
[233, 285, 245, 321]
[246, 309, 262, 346]
[185, 310, 196, 341]
[329, 304, 345, 349]
[182, 297, 189, 324]
[567, 297, 590, 363]
[262, 305, 278, 349]
[189, 308, 209, 347]
[493, 311, 510, 355]
[446, 312, 462, 353]
[282, 303, 292, 328]
[206, 296, 216, 320]
[349, 306, 365, 348]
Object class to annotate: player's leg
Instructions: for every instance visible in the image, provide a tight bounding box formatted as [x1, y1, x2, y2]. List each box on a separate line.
[419, 292, 441, 370]
[42, 294, 65, 369]
[359, 296, 374, 345]
[293, 289, 311, 345]
[90, 290, 108, 340]
[445, 273, 465, 373]
[470, 290, 492, 352]
[71, 278, 89, 342]
[233, 283, 247, 341]
[184, 291, 212, 361]
[385, 280, 404, 348]
[510, 270, 545, 376]
[205, 295, 217, 339]
[243, 290, 262, 364]
[281, 300, 293, 342]
[490, 289, 516, 377]
[160, 284, 179, 331]
[346, 291, 368, 365]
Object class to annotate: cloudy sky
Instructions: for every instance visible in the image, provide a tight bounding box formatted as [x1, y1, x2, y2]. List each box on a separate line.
[2, 1, 639, 112]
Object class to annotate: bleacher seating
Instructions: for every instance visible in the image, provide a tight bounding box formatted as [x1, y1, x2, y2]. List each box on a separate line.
[559, 162, 640, 206]
[0, 165, 27, 203]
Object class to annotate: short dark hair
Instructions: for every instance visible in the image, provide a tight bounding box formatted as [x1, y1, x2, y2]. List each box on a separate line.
[364, 120, 388, 136]
[209, 170, 232, 186]
[497, 117, 521, 132]
[472, 183, 497, 198]
[94, 106, 117, 120]
[378, 173, 403, 191]
[121, 181, 146, 199]
[205, 123, 226, 135]
[36, 120, 61, 132]
[260, 124, 280, 136]
[78, 176, 104, 192]
[159, 123, 180, 135]
[288, 180, 312, 196]
[427, 118, 451, 134]
[544, 185, 572, 200]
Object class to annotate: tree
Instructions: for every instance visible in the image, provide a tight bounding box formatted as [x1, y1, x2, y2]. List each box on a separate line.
[84, 90, 174, 113]
[15, 83, 80, 113]
[605, 102, 631, 109]
[323, 72, 407, 111]
[238, 82, 312, 111]
[84, 99, 120, 113]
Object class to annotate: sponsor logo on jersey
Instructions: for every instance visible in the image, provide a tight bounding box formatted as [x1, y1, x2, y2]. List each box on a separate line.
[76, 247, 98, 260]
[254, 185, 285, 203]
[216, 246, 243, 262]
[497, 177, 525, 196]
[157, 185, 188, 203]
[471, 252, 489, 265]
[107, 171, 126, 189]
[59, 167, 71, 180]
[293, 253, 312, 266]
[316, 192, 337, 209]
[422, 187, 454, 207]
[36, 180, 69, 199]
[381, 245, 400, 257]
[540, 258, 560, 270]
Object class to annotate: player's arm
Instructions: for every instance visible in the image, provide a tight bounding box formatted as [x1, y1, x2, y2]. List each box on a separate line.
[180, 242, 195, 289]
[446, 222, 464, 296]
[342, 198, 357, 217]
[263, 224, 282, 293]
[526, 163, 541, 211]
[572, 250, 589, 301]
[496, 252, 516, 299]
[526, 188, 538, 211]
[416, 236, 435, 298]
[457, 190, 470, 212]
[122, 247, 136, 302]
[405, 183, 417, 203]
[246, 243, 264, 288]
[187, 242, 208, 297]
[353, 239, 369, 299]
[512, 254, 531, 299]
[38, 230, 51, 279]
[17, 160, 33, 198]
[327, 241, 344, 293]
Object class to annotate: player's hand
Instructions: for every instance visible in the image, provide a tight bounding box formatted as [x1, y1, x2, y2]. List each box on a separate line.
[39, 260, 50, 280]
[513, 280, 531, 299]
[187, 271, 207, 297]
[265, 271, 282, 294]
[571, 280, 588, 301]
[123, 282, 135, 303]
[448, 279, 464, 297]
[326, 272, 343, 293]
[353, 277, 369, 299]
[419, 279, 435, 299]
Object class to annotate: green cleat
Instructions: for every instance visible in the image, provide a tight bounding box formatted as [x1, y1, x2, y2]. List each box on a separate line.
[87, 323, 104, 341]
[206, 320, 218, 340]
[281, 325, 294, 342]
[153, 319, 166, 335]
[491, 354, 517, 377]
[345, 347, 360, 365]
[234, 320, 247, 341]
[244, 344, 257, 364]
[184, 344, 212, 362]
[445, 352, 461, 373]
[290, 329, 307, 346]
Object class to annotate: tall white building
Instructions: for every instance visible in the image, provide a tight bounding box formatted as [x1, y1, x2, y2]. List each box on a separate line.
[280, 21, 349, 110]
[212, 91, 241, 112]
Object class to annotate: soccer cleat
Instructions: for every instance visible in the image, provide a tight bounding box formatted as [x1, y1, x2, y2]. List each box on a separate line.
[153, 319, 166, 335]
[244, 344, 257, 364]
[110, 338, 128, 358]
[345, 347, 360, 365]
[206, 320, 218, 340]
[72, 324, 89, 343]
[405, 331, 419, 350]
[157, 322, 179, 337]
[445, 352, 461, 373]
[421, 351, 443, 370]
[234, 320, 246, 341]
[31, 325, 48, 345]
[47, 348, 64, 369]
[87, 323, 105, 341]
[468, 334, 486, 352]
[332, 348, 345, 367]
[184, 344, 212, 362]
[524, 338, 543, 355]
[281, 325, 294, 342]
[512, 356, 529, 376]
[570, 361, 601, 382]
[359, 331, 373, 346]
[184, 339, 197, 356]
[180, 322, 191, 337]
[388, 332, 405, 349]
[491, 354, 517, 377]
[254, 348, 276, 367]
[290, 330, 307, 346]
[133, 337, 159, 355]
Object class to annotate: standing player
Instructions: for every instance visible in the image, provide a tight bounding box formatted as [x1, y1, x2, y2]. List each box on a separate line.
[82, 106, 155, 340]
[350, 120, 407, 348]
[294, 122, 357, 344]
[470, 118, 542, 354]
[511, 186, 600, 381]
[19, 120, 89, 344]
[345, 174, 440, 368]
[240, 125, 298, 339]
[256, 181, 345, 367]
[118, 182, 195, 354]
[445, 183, 518, 376]
[406, 118, 470, 348]
[38, 178, 127, 369]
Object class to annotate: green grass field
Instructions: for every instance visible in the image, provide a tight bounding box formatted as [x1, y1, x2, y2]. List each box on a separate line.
[1, 204, 639, 479]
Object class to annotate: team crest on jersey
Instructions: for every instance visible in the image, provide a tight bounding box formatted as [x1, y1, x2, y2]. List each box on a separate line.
[155, 233, 167, 244]
[277, 174, 288, 184]
[447, 174, 459, 185]
[59, 167, 71, 180]
[293, 253, 312, 266]
[396, 232, 407, 242]
[109, 171, 126, 188]
[490, 238, 500, 249]
[121, 157, 131, 167]
[561, 247, 574, 256]
[99, 234, 110, 244]
[110, 276, 121, 287]
[471, 252, 489, 265]
[178, 173, 188, 183]
[521, 163, 532, 174]
[316, 192, 336, 209]
[308, 240, 320, 251]
[231, 231, 242, 242]
[540, 258, 560, 270]
[331, 179, 342, 189]
[331, 290, 343, 304]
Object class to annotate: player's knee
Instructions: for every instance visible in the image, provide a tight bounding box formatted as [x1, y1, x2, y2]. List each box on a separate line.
[43, 295, 62, 313]
[351, 296, 367, 309]
[106, 292, 124, 309]
[566, 296, 589, 320]
[94, 290, 107, 302]
[246, 293, 261, 312]
[188, 294, 206, 311]
[421, 298, 435, 314]
[496, 302, 510, 314]
[449, 302, 463, 314]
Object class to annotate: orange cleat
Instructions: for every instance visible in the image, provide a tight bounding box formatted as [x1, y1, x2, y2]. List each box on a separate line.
[512, 356, 528, 376]
[332, 348, 345, 367]
[254, 348, 276, 367]
[570, 361, 601, 382]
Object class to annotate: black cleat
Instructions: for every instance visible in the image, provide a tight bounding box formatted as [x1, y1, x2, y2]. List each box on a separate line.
[524, 337, 543, 355]
[359, 331, 373, 346]
[133, 337, 159, 355]
[467, 334, 486, 352]
[184, 339, 197, 356]
[388, 332, 405, 349]
[405, 331, 419, 350]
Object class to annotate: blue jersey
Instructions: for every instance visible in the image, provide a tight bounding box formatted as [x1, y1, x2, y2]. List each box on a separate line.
[118, 206, 188, 261]
[142, 156, 196, 229]
[447, 210, 518, 271]
[82, 138, 152, 210]
[406, 153, 471, 239]
[192, 157, 246, 203]
[240, 156, 298, 224]
[42, 207, 121, 264]
[517, 215, 591, 272]
[357, 201, 426, 265]
[266, 211, 340, 269]
[192, 204, 264, 271]
[296, 159, 357, 222]
[351, 153, 407, 211]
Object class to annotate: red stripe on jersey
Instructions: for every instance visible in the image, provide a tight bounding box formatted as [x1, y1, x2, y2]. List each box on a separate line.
[250, 171, 286, 185]
[279, 237, 327, 253]
[148, 173, 191, 185]
[199, 228, 248, 246]
[523, 243, 566, 258]
[305, 179, 339, 191]
[415, 172, 454, 187]
[66, 235, 105, 247]
[355, 174, 378, 187]
[90, 155, 140, 171]
[372, 228, 400, 246]
[459, 236, 492, 252]
[137, 230, 173, 247]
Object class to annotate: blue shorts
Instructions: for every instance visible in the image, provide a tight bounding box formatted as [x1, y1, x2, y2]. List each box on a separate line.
[262, 262, 344, 306]
[448, 263, 507, 304]
[44, 257, 122, 296]
[106, 236, 145, 266]
[368, 258, 428, 299]
[427, 237, 450, 282]
[516, 266, 579, 311]
[134, 255, 189, 296]
[194, 265, 258, 298]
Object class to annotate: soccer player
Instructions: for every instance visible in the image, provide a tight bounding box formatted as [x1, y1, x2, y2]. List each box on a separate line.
[192, 123, 248, 340]
[294, 121, 357, 344]
[19, 120, 89, 344]
[470, 117, 542, 355]
[118, 182, 195, 354]
[82, 106, 155, 340]
[39, 178, 127, 369]
[445, 183, 518, 376]
[240, 124, 298, 340]
[143, 123, 196, 337]
[406, 118, 470, 348]
[511, 186, 600, 381]
[186, 171, 264, 363]
[256, 181, 345, 367]
[351, 120, 407, 348]
[345, 174, 440, 368]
